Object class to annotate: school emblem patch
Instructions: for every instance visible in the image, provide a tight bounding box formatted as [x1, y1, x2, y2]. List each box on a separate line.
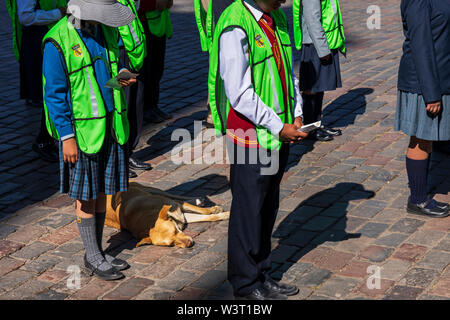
[72, 44, 82, 57]
[255, 34, 265, 48]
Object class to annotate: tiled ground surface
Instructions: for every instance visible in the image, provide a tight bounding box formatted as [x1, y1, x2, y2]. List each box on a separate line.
[0, 0, 449, 300]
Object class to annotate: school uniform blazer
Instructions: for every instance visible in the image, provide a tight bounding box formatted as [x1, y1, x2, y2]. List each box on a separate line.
[397, 0, 450, 104]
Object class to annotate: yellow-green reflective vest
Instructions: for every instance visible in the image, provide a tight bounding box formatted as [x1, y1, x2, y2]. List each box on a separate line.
[145, 9, 172, 38]
[118, 0, 147, 71]
[6, 0, 67, 62]
[42, 17, 129, 155]
[194, 0, 214, 52]
[293, 0, 346, 54]
[208, 0, 295, 150]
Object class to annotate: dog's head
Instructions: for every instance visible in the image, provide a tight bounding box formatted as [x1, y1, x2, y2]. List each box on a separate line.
[148, 205, 194, 248]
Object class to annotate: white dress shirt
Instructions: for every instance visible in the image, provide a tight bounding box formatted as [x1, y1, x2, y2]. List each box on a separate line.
[219, 0, 303, 135]
[17, 0, 62, 27]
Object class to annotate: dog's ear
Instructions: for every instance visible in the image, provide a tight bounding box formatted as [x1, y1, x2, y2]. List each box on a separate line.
[158, 205, 172, 220]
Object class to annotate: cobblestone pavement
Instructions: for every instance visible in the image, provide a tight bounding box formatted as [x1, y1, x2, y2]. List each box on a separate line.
[0, 0, 449, 300]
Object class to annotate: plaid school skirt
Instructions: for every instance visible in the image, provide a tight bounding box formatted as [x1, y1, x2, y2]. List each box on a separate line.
[59, 123, 129, 201]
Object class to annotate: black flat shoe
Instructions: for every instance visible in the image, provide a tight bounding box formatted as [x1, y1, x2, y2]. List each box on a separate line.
[128, 169, 137, 179]
[320, 126, 342, 136]
[84, 256, 125, 281]
[32, 141, 59, 162]
[108, 256, 130, 271]
[129, 156, 152, 171]
[407, 199, 450, 218]
[235, 285, 288, 300]
[263, 277, 299, 296]
[153, 107, 172, 120]
[312, 129, 333, 141]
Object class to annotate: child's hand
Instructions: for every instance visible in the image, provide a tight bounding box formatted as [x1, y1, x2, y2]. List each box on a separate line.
[118, 70, 137, 87]
[63, 138, 77, 164]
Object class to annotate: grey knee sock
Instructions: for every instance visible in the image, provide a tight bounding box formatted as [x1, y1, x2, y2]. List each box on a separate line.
[95, 212, 115, 264]
[77, 216, 111, 271]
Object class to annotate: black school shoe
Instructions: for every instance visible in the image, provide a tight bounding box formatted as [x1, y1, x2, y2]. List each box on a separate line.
[263, 276, 299, 296]
[235, 285, 288, 300]
[311, 129, 334, 141]
[128, 169, 138, 179]
[320, 125, 342, 136]
[84, 256, 125, 281]
[407, 198, 450, 218]
[107, 255, 130, 271]
[129, 156, 152, 171]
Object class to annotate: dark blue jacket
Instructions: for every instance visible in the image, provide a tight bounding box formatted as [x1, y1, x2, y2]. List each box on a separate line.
[398, 0, 450, 104]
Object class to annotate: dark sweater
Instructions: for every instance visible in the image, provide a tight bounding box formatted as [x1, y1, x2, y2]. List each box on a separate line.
[397, 0, 450, 104]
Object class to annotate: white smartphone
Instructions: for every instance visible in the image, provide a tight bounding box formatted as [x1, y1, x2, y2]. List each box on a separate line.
[298, 121, 321, 133]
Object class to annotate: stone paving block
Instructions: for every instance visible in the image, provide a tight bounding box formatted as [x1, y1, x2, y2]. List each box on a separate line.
[398, 268, 441, 288]
[384, 285, 424, 300]
[435, 238, 450, 252]
[356, 222, 389, 238]
[179, 251, 224, 272]
[320, 202, 354, 218]
[300, 247, 354, 272]
[314, 276, 361, 299]
[282, 230, 317, 248]
[0, 239, 24, 259]
[371, 208, 405, 224]
[375, 233, 409, 247]
[190, 270, 227, 290]
[392, 243, 428, 262]
[296, 266, 332, 287]
[11, 241, 56, 260]
[37, 269, 69, 284]
[406, 230, 446, 247]
[427, 278, 450, 298]
[380, 260, 412, 281]
[155, 270, 198, 292]
[289, 206, 323, 223]
[0, 224, 17, 239]
[5, 224, 47, 244]
[389, 218, 425, 234]
[271, 245, 299, 264]
[50, 241, 84, 258]
[5, 207, 57, 227]
[416, 250, 450, 272]
[33, 290, 68, 300]
[0, 279, 52, 299]
[349, 204, 383, 218]
[0, 256, 25, 277]
[355, 279, 395, 298]
[359, 245, 394, 263]
[21, 254, 62, 275]
[130, 245, 173, 264]
[68, 278, 119, 300]
[103, 277, 155, 300]
[338, 260, 373, 278]
[301, 216, 337, 232]
[37, 213, 75, 229]
[0, 269, 34, 294]
[422, 217, 450, 232]
[172, 287, 208, 300]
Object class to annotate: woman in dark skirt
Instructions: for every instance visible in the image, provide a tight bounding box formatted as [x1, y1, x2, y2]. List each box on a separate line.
[293, 0, 346, 141]
[43, 0, 138, 280]
[395, 0, 450, 218]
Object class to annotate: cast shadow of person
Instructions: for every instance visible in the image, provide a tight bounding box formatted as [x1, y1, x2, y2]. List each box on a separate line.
[270, 182, 375, 280]
[285, 88, 374, 172]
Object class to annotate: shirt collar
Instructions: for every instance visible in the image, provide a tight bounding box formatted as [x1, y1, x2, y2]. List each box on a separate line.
[243, 0, 264, 21]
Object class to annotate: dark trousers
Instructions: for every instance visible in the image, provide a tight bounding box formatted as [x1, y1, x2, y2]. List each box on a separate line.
[301, 91, 324, 125]
[119, 48, 144, 154]
[142, 22, 166, 110]
[227, 141, 290, 296]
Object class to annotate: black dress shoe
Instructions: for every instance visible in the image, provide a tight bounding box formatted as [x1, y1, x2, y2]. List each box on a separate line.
[320, 126, 342, 136]
[407, 199, 450, 218]
[83, 256, 125, 281]
[263, 277, 299, 296]
[235, 285, 288, 300]
[426, 195, 450, 211]
[311, 129, 333, 141]
[108, 256, 130, 271]
[32, 141, 59, 162]
[128, 169, 137, 179]
[153, 107, 172, 120]
[129, 156, 152, 171]
[144, 108, 164, 123]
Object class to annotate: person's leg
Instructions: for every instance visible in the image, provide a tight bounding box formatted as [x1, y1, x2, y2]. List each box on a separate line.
[315, 91, 342, 136]
[406, 137, 449, 215]
[302, 90, 333, 141]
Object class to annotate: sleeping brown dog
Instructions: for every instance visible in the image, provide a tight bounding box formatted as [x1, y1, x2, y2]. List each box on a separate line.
[105, 182, 230, 248]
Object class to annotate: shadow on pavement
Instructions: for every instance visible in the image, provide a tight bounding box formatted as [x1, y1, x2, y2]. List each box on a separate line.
[270, 182, 375, 281]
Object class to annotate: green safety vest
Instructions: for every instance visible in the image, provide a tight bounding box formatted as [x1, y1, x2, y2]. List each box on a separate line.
[293, 0, 346, 54]
[194, 0, 214, 52]
[42, 17, 129, 155]
[6, 0, 67, 62]
[145, 9, 172, 38]
[118, 0, 147, 71]
[208, 0, 294, 150]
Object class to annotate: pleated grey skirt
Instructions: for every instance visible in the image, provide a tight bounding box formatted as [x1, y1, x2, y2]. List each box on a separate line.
[395, 90, 450, 141]
[298, 44, 342, 93]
